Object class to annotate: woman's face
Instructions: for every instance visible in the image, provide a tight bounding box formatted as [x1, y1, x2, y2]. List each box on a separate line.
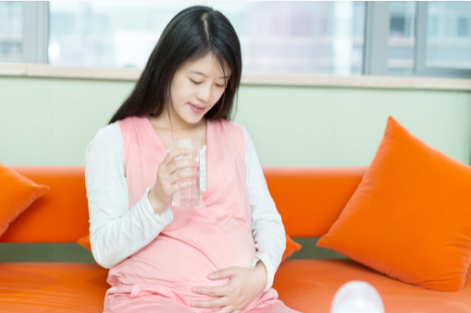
[169, 52, 231, 126]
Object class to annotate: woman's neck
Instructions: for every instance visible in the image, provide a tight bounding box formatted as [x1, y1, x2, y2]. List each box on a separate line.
[147, 105, 207, 149]
[150, 104, 204, 133]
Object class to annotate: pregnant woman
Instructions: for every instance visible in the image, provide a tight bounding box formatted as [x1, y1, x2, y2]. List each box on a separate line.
[85, 5, 301, 313]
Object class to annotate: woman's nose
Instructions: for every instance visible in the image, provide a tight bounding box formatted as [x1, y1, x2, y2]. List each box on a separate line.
[196, 84, 212, 103]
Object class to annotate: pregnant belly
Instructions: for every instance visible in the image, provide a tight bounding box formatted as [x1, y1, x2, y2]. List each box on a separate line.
[107, 231, 256, 287]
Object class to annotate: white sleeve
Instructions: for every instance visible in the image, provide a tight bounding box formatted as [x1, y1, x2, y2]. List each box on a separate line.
[85, 122, 174, 269]
[241, 126, 287, 292]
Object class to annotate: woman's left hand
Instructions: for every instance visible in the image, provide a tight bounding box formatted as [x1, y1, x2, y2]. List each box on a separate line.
[190, 261, 268, 313]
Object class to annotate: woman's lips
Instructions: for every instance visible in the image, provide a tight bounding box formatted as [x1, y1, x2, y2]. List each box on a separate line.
[189, 103, 205, 114]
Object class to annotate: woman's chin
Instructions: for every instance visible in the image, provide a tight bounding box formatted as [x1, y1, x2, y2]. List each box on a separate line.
[182, 115, 204, 126]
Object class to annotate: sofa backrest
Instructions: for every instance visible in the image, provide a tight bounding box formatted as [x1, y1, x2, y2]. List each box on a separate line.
[1, 166, 366, 243]
[263, 167, 365, 237]
[1, 167, 88, 243]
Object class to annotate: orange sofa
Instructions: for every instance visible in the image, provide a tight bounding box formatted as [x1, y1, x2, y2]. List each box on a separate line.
[1, 167, 470, 313]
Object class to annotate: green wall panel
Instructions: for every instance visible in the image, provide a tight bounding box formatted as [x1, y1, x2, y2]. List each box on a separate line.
[1, 76, 470, 167]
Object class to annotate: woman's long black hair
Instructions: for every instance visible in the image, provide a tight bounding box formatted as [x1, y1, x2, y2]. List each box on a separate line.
[109, 5, 242, 124]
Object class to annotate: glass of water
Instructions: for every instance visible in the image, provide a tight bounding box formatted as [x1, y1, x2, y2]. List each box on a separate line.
[171, 138, 200, 207]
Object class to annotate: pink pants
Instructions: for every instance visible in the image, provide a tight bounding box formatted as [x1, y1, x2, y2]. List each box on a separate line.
[104, 292, 301, 313]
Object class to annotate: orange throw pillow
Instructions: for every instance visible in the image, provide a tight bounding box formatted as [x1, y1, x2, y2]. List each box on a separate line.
[0, 163, 49, 237]
[317, 116, 471, 292]
[78, 233, 301, 262]
[283, 234, 302, 262]
[77, 233, 92, 251]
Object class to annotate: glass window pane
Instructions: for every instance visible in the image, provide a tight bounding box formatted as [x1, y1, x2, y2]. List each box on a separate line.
[426, 2, 471, 69]
[49, 1, 366, 76]
[236, 1, 366, 75]
[388, 1, 416, 75]
[0, 1, 23, 62]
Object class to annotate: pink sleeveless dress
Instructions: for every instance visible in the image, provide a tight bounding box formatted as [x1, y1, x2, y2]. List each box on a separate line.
[102, 116, 298, 313]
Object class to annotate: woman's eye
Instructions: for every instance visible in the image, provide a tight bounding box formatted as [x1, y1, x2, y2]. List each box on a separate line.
[190, 79, 224, 88]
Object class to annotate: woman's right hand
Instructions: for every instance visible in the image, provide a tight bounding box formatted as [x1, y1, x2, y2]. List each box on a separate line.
[147, 148, 199, 215]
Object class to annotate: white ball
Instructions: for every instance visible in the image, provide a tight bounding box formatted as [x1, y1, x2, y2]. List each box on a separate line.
[331, 281, 385, 313]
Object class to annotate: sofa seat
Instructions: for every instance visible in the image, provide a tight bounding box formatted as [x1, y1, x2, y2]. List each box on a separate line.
[0, 263, 108, 313]
[273, 259, 471, 313]
[2, 259, 470, 313]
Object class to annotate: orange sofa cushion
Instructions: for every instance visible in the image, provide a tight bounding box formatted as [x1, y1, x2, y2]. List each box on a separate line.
[0, 163, 49, 237]
[317, 116, 471, 292]
[0, 263, 109, 313]
[77, 233, 302, 262]
[1, 260, 470, 313]
[273, 259, 471, 313]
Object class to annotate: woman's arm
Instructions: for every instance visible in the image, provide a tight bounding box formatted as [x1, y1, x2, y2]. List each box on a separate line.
[241, 126, 287, 293]
[85, 123, 173, 269]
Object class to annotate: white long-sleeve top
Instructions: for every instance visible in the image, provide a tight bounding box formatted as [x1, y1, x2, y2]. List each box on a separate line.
[85, 121, 286, 292]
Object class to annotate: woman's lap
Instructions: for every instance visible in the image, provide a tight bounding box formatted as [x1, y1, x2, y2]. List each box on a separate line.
[247, 300, 302, 313]
[104, 294, 301, 313]
[104, 294, 193, 313]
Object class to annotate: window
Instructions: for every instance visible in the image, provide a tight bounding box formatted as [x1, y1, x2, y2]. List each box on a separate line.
[1, 1, 470, 78]
[364, 1, 471, 78]
[426, 2, 471, 69]
[233, 1, 365, 75]
[387, 1, 416, 75]
[48, 1, 366, 75]
[0, 1, 48, 63]
[0, 1, 23, 62]
[414, 1, 471, 78]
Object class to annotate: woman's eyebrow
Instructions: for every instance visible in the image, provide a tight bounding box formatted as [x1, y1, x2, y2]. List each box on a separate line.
[189, 70, 230, 79]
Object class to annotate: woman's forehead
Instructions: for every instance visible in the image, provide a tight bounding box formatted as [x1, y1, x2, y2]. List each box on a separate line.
[184, 53, 231, 78]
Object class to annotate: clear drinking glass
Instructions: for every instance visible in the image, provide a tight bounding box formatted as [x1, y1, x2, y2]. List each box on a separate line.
[171, 138, 200, 207]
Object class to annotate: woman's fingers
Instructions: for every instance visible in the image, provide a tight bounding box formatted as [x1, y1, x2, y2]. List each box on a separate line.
[190, 295, 228, 309]
[151, 148, 199, 207]
[166, 158, 199, 175]
[168, 168, 199, 185]
[162, 148, 191, 167]
[192, 285, 234, 297]
[213, 306, 237, 313]
[170, 179, 196, 194]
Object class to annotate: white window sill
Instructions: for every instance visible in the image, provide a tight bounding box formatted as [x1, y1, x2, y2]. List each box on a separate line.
[1, 62, 470, 91]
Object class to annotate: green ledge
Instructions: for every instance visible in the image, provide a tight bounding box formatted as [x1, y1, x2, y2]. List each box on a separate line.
[0, 238, 346, 263]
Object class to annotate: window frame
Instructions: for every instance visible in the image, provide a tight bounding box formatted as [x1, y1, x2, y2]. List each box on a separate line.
[363, 1, 390, 75]
[22, 1, 49, 64]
